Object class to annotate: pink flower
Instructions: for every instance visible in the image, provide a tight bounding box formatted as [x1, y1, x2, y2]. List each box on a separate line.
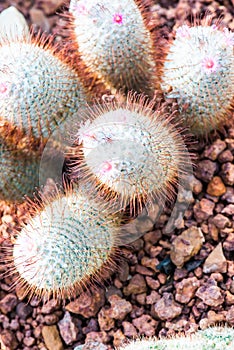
[113, 13, 123, 25]
[201, 56, 220, 74]
[101, 161, 113, 173]
[0, 82, 8, 96]
[176, 25, 191, 39]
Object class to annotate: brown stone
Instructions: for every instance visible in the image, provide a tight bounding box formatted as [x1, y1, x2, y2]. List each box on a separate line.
[123, 274, 147, 296]
[122, 321, 137, 337]
[211, 214, 231, 229]
[226, 305, 234, 324]
[108, 294, 132, 320]
[152, 293, 183, 320]
[132, 314, 158, 336]
[196, 280, 224, 307]
[207, 176, 226, 196]
[41, 325, 63, 350]
[170, 226, 205, 268]
[0, 294, 18, 314]
[65, 289, 105, 317]
[203, 243, 227, 274]
[195, 160, 217, 182]
[193, 198, 215, 222]
[0, 329, 18, 350]
[175, 277, 200, 304]
[98, 308, 115, 331]
[221, 163, 234, 186]
[203, 139, 226, 160]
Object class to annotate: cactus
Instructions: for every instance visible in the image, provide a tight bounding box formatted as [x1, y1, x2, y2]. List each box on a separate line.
[0, 136, 40, 202]
[161, 22, 234, 136]
[69, 0, 158, 97]
[0, 31, 89, 147]
[0, 6, 30, 42]
[67, 93, 188, 214]
[9, 187, 121, 300]
[117, 326, 234, 349]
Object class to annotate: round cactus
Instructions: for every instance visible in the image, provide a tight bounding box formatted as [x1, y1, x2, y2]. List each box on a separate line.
[67, 94, 189, 214]
[0, 32, 89, 147]
[69, 0, 158, 97]
[10, 188, 120, 300]
[161, 23, 234, 136]
[117, 326, 234, 350]
[0, 137, 40, 202]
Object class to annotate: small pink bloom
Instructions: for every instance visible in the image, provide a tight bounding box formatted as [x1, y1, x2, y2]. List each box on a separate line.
[201, 56, 220, 74]
[211, 24, 218, 31]
[101, 161, 113, 173]
[113, 13, 123, 25]
[176, 25, 191, 39]
[0, 82, 8, 95]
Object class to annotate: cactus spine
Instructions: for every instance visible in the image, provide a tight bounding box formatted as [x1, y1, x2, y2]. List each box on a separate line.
[69, 0, 157, 97]
[161, 23, 234, 136]
[10, 188, 120, 300]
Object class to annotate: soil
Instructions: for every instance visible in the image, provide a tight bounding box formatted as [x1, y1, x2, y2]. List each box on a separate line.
[0, 0, 234, 350]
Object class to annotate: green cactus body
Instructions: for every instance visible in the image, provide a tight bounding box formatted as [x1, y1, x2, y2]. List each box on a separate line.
[0, 34, 88, 145]
[117, 326, 234, 350]
[161, 24, 234, 136]
[12, 188, 119, 300]
[0, 137, 40, 202]
[68, 94, 188, 213]
[69, 0, 157, 97]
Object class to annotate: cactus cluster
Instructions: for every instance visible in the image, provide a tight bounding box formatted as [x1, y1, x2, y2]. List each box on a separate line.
[117, 326, 234, 350]
[0, 0, 233, 304]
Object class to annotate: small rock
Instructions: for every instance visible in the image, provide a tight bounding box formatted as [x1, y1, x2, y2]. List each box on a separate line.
[16, 302, 33, 320]
[98, 308, 115, 331]
[221, 163, 234, 186]
[23, 336, 35, 347]
[66, 289, 105, 317]
[0, 294, 18, 314]
[206, 176, 226, 196]
[191, 177, 203, 195]
[38, 0, 65, 15]
[223, 233, 234, 253]
[195, 160, 217, 182]
[113, 329, 126, 348]
[193, 198, 215, 223]
[222, 204, 234, 215]
[203, 243, 227, 274]
[122, 321, 137, 337]
[221, 187, 234, 203]
[42, 325, 63, 350]
[170, 226, 205, 268]
[85, 331, 110, 344]
[203, 139, 226, 160]
[41, 299, 60, 314]
[108, 294, 132, 320]
[218, 149, 234, 163]
[123, 274, 147, 296]
[0, 329, 18, 350]
[175, 277, 200, 304]
[152, 293, 183, 320]
[211, 213, 231, 229]
[132, 314, 158, 336]
[226, 306, 234, 324]
[58, 311, 79, 345]
[225, 291, 234, 305]
[29, 8, 50, 32]
[196, 280, 224, 307]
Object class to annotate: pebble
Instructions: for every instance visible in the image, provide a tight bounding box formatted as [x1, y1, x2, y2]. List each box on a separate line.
[23, 336, 35, 347]
[193, 198, 215, 222]
[203, 139, 226, 160]
[37, 0, 65, 15]
[222, 204, 234, 215]
[98, 308, 115, 331]
[152, 293, 183, 320]
[41, 325, 63, 350]
[203, 243, 227, 274]
[226, 305, 234, 324]
[112, 329, 125, 348]
[225, 291, 234, 305]
[170, 226, 205, 268]
[16, 302, 33, 320]
[58, 311, 79, 345]
[175, 277, 200, 304]
[132, 314, 158, 336]
[41, 299, 61, 314]
[0, 329, 18, 350]
[29, 8, 50, 32]
[107, 294, 132, 320]
[194, 160, 217, 182]
[221, 187, 234, 203]
[221, 163, 234, 186]
[122, 321, 137, 337]
[123, 274, 147, 296]
[211, 213, 231, 229]
[0, 294, 18, 314]
[65, 289, 105, 317]
[196, 279, 224, 306]
[218, 149, 234, 163]
[206, 176, 226, 196]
